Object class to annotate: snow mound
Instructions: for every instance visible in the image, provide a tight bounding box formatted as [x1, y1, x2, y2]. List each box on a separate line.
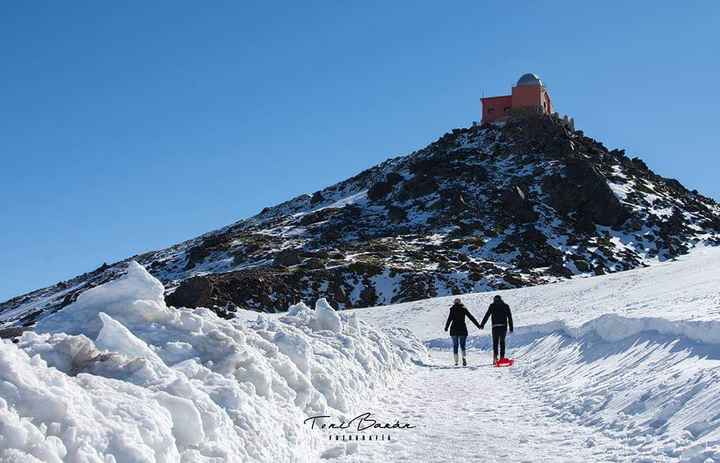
[1, 262, 425, 462]
[314, 298, 343, 333]
[499, 314, 720, 347]
[36, 261, 169, 338]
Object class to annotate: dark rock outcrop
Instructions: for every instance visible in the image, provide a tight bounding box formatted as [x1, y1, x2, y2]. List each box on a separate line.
[543, 159, 630, 230]
[500, 185, 538, 223]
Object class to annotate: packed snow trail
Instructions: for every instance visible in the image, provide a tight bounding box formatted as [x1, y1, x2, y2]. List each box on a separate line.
[330, 349, 633, 463]
[323, 317, 720, 462]
[330, 246, 720, 461]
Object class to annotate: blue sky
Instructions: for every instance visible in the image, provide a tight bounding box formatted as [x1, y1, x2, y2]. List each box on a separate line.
[1, 1, 719, 301]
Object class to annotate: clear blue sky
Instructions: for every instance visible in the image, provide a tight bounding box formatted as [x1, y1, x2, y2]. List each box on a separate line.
[1, 1, 719, 301]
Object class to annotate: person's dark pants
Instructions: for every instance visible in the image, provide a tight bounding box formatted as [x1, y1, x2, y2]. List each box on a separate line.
[451, 335, 467, 355]
[492, 326, 507, 359]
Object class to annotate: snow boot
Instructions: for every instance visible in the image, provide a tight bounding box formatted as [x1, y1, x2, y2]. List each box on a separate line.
[453, 353, 459, 366]
[462, 357, 467, 367]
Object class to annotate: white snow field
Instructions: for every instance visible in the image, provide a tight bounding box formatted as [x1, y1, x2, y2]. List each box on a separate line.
[1, 247, 720, 462]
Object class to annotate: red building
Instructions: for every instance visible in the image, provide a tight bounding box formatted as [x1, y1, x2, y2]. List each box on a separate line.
[481, 73, 553, 124]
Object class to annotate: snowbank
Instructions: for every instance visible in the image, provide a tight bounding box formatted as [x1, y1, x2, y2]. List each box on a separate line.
[461, 314, 720, 347]
[426, 314, 720, 354]
[1, 262, 425, 462]
[553, 313, 720, 345]
[515, 322, 720, 462]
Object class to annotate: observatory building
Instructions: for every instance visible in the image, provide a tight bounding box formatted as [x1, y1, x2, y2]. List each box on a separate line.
[481, 73, 554, 124]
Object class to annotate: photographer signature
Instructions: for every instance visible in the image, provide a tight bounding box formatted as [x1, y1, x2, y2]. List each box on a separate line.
[304, 412, 415, 432]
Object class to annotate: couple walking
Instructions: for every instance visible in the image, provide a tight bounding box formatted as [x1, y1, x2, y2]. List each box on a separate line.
[443, 295, 514, 366]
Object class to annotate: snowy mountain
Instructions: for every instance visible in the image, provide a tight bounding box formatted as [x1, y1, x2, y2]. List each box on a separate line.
[2, 113, 719, 328]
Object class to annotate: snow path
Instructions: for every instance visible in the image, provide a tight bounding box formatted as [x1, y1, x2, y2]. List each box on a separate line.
[335, 349, 635, 463]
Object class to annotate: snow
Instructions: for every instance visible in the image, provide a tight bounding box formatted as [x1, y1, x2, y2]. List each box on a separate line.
[607, 165, 631, 201]
[1, 262, 424, 462]
[314, 190, 369, 212]
[343, 245, 720, 462]
[515, 329, 720, 462]
[4, 247, 720, 461]
[314, 298, 343, 333]
[358, 245, 720, 342]
[335, 350, 632, 462]
[35, 262, 169, 339]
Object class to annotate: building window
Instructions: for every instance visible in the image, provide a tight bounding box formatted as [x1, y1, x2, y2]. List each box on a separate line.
[504, 107, 510, 113]
[488, 108, 495, 114]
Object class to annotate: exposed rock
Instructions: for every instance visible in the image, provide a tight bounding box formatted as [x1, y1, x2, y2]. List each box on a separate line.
[542, 159, 630, 228]
[0, 326, 27, 341]
[310, 191, 324, 204]
[274, 249, 302, 267]
[500, 185, 538, 223]
[387, 205, 407, 223]
[166, 276, 214, 308]
[184, 234, 230, 270]
[185, 246, 210, 270]
[400, 174, 438, 200]
[299, 208, 341, 226]
[94, 262, 110, 273]
[367, 173, 404, 201]
[368, 181, 393, 201]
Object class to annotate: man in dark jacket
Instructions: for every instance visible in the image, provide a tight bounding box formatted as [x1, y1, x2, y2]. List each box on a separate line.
[480, 295, 514, 365]
[444, 298, 481, 366]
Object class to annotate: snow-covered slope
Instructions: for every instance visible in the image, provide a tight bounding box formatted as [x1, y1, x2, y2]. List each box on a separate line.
[2, 114, 719, 327]
[357, 243, 720, 342]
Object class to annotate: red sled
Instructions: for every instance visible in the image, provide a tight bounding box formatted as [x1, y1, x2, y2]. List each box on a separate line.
[495, 358, 513, 367]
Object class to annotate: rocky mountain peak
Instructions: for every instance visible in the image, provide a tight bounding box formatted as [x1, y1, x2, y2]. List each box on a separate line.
[2, 114, 718, 328]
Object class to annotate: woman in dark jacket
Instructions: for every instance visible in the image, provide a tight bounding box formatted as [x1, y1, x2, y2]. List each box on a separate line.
[444, 298, 481, 366]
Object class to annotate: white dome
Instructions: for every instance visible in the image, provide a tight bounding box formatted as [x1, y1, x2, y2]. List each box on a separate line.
[516, 73, 543, 87]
